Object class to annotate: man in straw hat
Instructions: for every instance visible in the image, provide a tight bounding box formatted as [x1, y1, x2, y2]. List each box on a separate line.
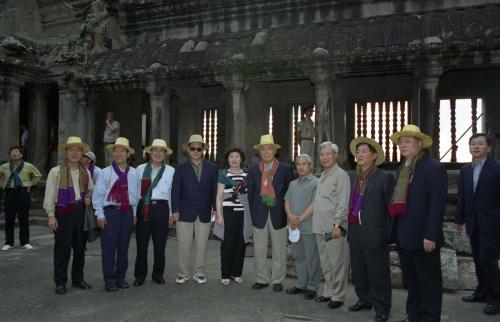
[43, 136, 94, 294]
[246, 134, 295, 292]
[81, 151, 102, 185]
[312, 141, 350, 309]
[455, 133, 500, 315]
[93, 137, 139, 292]
[133, 139, 175, 286]
[389, 124, 447, 322]
[171, 134, 218, 284]
[347, 137, 395, 322]
[0, 146, 42, 251]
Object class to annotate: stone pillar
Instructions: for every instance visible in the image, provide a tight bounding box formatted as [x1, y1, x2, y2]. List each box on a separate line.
[0, 78, 24, 160]
[310, 48, 334, 172]
[27, 84, 50, 173]
[331, 78, 348, 167]
[145, 80, 171, 144]
[221, 74, 248, 149]
[58, 80, 86, 162]
[413, 62, 443, 158]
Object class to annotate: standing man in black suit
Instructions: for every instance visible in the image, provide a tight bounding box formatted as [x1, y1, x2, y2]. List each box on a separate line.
[247, 134, 295, 292]
[347, 137, 395, 322]
[389, 125, 448, 322]
[455, 133, 500, 315]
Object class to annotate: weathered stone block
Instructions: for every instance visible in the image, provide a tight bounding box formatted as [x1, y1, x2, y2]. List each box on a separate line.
[443, 222, 472, 255]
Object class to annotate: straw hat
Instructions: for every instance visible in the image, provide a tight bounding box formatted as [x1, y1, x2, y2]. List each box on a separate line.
[182, 134, 209, 151]
[390, 124, 433, 149]
[144, 139, 173, 155]
[58, 136, 90, 153]
[350, 137, 386, 166]
[83, 151, 96, 162]
[106, 137, 135, 154]
[253, 134, 281, 150]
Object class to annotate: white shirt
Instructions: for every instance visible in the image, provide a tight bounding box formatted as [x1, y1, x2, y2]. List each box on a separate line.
[91, 165, 102, 185]
[92, 165, 140, 219]
[136, 163, 175, 206]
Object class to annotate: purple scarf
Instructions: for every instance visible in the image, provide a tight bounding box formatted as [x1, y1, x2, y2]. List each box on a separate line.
[107, 162, 130, 213]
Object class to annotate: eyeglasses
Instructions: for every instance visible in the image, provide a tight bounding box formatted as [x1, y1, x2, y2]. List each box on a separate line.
[190, 147, 203, 152]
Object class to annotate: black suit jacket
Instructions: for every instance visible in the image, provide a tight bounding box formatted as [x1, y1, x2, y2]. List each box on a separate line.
[396, 155, 448, 251]
[247, 161, 295, 230]
[455, 157, 500, 238]
[348, 168, 395, 249]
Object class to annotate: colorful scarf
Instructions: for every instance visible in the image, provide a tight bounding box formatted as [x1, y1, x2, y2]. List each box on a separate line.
[219, 169, 248, 201]
[107, 161, 130, 213]
[140, 163, 166, 221]
[5, 160, 24, 189]
[56, 161, 89, 214]
[348, 165, 376, 224]
[388, 151, 425, 217]
[259, 160, 279, 208]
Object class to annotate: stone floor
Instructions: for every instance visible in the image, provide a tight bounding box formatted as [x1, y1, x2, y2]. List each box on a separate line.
[0, 225, 497, 322]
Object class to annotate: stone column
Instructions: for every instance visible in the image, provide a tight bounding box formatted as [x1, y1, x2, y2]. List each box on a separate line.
[221, 74, 248, 149]
[27, 84, 50, 173]
[310, 48, 334, 172]
[145, 80, 171, 145]
[0, 78, 24, 160]
[413, 62, 443, 158]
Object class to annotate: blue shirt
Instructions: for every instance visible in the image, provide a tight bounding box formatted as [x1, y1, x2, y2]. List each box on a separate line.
[472, 158, 486, 192]
[92, 165, 140, 219]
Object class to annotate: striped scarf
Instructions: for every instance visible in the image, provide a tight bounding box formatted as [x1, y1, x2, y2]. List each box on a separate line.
[348, 165, 376, 224]
[56, 162, 89, 214]
[388, 151, 424, 217]
[5, 160, 24, 189]
[140, 163, 165, 221]
[107, 162, 130, 213]
[259, 159, 279, 208]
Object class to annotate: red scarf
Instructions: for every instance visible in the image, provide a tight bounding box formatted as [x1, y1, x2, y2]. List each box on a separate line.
[107, 162, 130, 213]
[259, 159, 279, 208]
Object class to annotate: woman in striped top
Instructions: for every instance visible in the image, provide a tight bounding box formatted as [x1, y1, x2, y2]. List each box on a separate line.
[215, 148, 249, 286]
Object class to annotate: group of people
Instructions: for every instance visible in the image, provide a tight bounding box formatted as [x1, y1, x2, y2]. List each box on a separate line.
[1, 122, 499, 322]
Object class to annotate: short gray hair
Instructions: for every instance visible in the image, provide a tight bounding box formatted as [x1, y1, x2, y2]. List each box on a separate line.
[295, 154, 313, 166]
[319, 141, 338, 153]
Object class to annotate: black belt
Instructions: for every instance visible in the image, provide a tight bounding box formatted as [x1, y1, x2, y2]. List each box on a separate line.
[151, 200, 167, 205]
[4, 187, 28, 192]
[104, 205, 131, 210]
[301, 138, 314, 140]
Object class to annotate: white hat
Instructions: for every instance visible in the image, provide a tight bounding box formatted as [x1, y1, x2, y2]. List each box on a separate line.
[288, 226, 301, 243]
[83, 151, 96, 162]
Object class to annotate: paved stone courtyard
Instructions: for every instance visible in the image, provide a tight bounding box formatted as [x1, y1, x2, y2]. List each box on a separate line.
[0, 225, 497, 322]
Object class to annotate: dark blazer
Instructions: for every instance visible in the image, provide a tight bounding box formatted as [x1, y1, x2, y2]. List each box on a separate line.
[171, 160, 218, 223]
[455, 157, 500, 238]
[348, 168, 395, 249]
[247, 161, 295, 230]
[396, 155, 448, 251]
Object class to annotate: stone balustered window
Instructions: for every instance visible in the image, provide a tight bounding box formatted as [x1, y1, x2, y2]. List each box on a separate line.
[202, 108, 218, 162]
[268, 106, 274, 135]
[439, 98, 484, 163]
[291, 105, 315, 160]
[354, 101, 410, 163]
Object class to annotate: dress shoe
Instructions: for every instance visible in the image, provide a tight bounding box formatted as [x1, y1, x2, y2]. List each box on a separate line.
[273, 283, 283, 292]
[133, 279, 145, 287]
[327, 300, 343, 309]
[315, 296, 331, 303]
[349, 301, 372, 312]
[72, 280, 91, 290]
[55, 285, 66, 295]
[483, 304, 500, 315]
[152, 277, 166, 285]
[117, 280, 129, 289]
[462, 293, 486, 303]
[285, 287, 304, 295]
[375, 312, 389, 322]
[303, 290, 317, 300]
[105, 284, 119, 292]
[251, 282, 269, 290]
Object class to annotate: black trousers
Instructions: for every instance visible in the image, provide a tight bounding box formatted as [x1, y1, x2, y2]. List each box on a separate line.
[349, 227, 391, 315]
[53, 203, 88, 286]
[399, 248, 442, 322]
[220, 207, 246, 279]
[470, 223, 500, 305]
[134, 201, 170, 281]
[3, 189, 31, 246]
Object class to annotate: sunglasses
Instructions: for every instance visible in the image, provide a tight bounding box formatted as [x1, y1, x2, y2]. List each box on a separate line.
[190, 147, 203, 152]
